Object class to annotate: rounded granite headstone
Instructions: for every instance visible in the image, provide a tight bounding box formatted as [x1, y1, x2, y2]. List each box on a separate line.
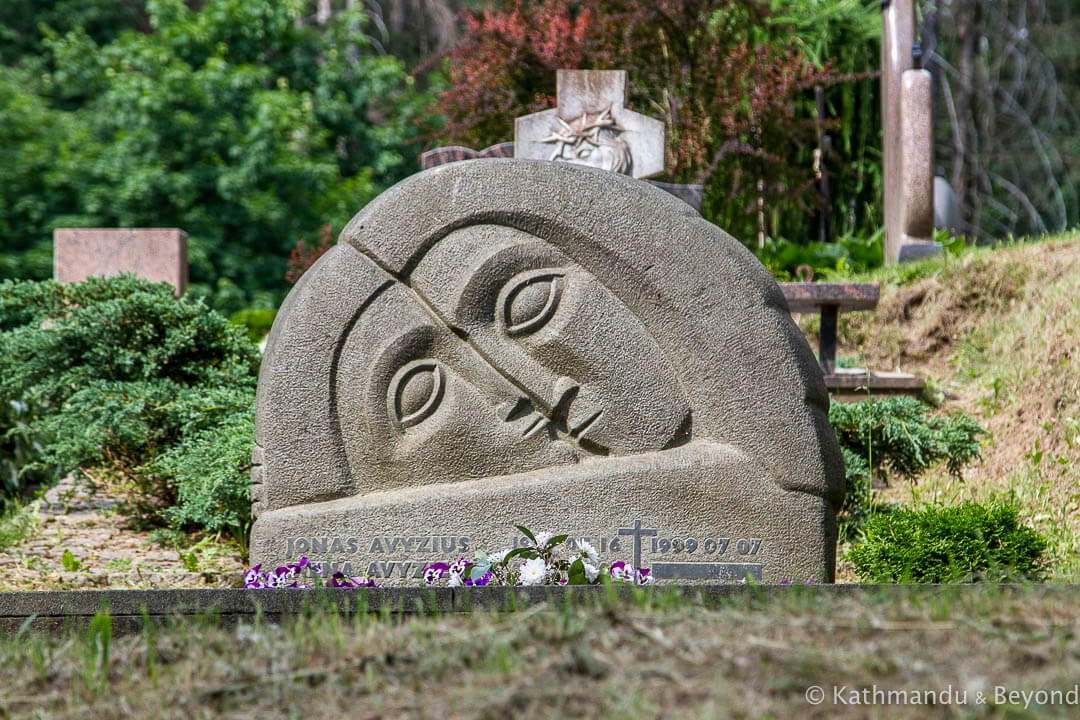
[250, 159, 844, 584]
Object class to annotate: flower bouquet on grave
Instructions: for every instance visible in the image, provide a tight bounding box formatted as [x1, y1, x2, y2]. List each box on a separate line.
[422, 525, 654, 587]
[244, 556, 381, 589]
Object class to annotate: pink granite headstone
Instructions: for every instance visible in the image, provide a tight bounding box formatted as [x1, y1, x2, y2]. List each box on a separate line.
[53, 228, 188, 296]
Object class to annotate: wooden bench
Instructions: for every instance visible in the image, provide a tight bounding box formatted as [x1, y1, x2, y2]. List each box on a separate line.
[779, 282, 924, 400]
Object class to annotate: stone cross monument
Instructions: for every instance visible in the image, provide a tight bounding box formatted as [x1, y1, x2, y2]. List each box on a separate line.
[514, 70, 665, 179]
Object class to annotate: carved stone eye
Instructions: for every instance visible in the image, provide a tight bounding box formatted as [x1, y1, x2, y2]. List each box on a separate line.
[502, 273, 563, 336]
[388, 360, 444, 429]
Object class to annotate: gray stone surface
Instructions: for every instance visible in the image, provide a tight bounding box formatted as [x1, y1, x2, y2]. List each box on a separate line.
[882, 0, 934, 264]
[515, 70, 664, 179]
[934, 176, 961, 232]
[251, 158, 844, 584]
[900, 68, 934, 246]
[898, 242, 944, 263]
[3, 585, 1064, 634]
[53, 228, 188, 295]
[0, 588, 452, 634]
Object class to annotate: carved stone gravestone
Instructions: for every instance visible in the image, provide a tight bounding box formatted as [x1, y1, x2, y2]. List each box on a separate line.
[514, 69, 664, 179]
[250, 159, 844, 584]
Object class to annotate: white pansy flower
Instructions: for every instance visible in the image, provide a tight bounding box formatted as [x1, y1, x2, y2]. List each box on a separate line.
[519, 557, 547, 585]
[577, 540, 599, 563]
[447, 572, 462, 588]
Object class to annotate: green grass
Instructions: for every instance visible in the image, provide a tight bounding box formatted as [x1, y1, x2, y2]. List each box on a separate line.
[5, 587, 1080, 717]
[833, 229, 1077, 287]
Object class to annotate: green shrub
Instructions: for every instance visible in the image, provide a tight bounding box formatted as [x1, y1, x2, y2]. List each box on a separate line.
[229, 309, 277, 343]
[0, 398, 54, 508]
[836, 446, 874, 542]
[0, 275, 258, 535]
[848, 502, 1048, 583]
[153, 402, 254, 538]
[830, 397, 984, 479]
[830, 397, 984, 542]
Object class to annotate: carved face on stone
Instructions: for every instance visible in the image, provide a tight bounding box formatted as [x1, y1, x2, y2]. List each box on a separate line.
[253, 160, 844, 585]
[555, 127, 632, 174]
[332, 225, 691, 492]
[542, 108, 633, 175]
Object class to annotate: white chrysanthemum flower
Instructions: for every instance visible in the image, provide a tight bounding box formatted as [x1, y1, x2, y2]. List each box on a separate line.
[489, 549, 511, 564]
[519, 557, 547, 585]
[535, 531, 555, 547]
[583, 561, 600, 583]
[577, 540, 599, 563]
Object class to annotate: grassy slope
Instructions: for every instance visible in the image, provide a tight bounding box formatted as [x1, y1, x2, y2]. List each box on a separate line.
[4, 588, 1080, 718]
[832, 232, 1080, 579]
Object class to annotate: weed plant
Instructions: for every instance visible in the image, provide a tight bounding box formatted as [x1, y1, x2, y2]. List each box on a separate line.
[0, 498, 39, 552]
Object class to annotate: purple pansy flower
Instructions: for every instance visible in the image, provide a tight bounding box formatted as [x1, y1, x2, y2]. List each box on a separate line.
[328, 572, 380, 588]
[424, 562, 451, 585]
[244, 564, 264, 587]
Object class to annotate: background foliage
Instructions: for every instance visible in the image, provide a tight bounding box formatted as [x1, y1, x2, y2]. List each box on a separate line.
[924, 0, 1080, 242]
[434, 0, 877, 247]
[3, 0, 1079, 298]
[0, 0, 432, 314]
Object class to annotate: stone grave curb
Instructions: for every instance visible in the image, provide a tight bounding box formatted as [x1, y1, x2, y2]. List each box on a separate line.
[1, 584, 1068, 634]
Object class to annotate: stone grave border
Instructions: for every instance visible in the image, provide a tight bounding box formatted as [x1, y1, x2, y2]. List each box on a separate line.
[1, 585, 1068, 634]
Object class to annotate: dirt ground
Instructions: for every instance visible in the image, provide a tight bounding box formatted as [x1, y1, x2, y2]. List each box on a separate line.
[0, 473, 244, 591]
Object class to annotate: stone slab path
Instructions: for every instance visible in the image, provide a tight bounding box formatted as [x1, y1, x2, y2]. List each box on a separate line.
[0, 474, 243, 591]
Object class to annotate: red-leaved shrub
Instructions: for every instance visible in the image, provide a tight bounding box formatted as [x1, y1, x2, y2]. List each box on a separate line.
[435, 0, 835, 243]
[285, 223, 334, 284]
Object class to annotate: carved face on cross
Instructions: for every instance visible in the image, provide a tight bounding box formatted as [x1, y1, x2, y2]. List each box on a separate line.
[541, 105, 633, 175]
[514, 70, 665, 179]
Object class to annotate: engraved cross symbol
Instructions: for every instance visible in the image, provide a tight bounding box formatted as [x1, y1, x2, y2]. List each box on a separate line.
[618, 519, 657, 569]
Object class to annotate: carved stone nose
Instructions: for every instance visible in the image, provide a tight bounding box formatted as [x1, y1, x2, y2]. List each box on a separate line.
[550, 376, 580, 416]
